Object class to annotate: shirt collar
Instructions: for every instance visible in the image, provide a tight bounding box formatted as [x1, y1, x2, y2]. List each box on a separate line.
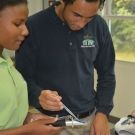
[0, 49, 14, 67]
[49, 1, 64, 24]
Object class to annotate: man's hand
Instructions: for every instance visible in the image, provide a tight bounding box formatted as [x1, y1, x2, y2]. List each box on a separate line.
[132, 110, 135, 116]
[90, 112, 110, 135]
[38, 90, 63, 111]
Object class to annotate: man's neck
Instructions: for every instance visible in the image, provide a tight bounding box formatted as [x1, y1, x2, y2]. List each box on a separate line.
[55, 4, 65, 22]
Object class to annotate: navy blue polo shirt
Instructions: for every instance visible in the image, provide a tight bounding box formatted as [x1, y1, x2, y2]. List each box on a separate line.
[16, 1, 115, 116]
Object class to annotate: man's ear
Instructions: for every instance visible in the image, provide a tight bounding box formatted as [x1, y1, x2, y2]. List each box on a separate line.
[59, 0, 65, 5]
[59, 0, 65, 8]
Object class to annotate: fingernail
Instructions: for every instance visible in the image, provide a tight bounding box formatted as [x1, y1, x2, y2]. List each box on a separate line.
[60, 106, 63, 110]
[49, 116, 54, 118]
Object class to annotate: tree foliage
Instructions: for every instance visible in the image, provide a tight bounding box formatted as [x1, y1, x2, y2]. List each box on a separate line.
[111, 0, 135, 52]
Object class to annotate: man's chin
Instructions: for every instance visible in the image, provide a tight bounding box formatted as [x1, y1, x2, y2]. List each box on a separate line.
[70, 27, 81, 31]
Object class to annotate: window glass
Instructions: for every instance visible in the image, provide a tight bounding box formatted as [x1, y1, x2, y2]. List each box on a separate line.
[110, 20, 135, 62]
[106, 0, 135, 16]
[104, 0, 135, 63]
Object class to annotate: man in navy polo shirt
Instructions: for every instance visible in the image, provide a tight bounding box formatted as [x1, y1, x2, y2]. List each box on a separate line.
[16, 0, 116, 135]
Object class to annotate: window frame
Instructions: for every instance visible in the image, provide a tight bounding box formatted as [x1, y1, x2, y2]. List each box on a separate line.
[101, 0, 135, 63]
[103, 0, 135, 20]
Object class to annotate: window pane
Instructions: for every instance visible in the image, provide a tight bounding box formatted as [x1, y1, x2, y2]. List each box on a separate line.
[110, 20, 135, 62]
[111, 0, 135, 16]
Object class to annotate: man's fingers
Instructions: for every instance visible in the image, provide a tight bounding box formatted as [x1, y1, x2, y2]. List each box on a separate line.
[90, 125, 95, 135]
[132, 110, 135, 116]
[39, 101, 63, 111]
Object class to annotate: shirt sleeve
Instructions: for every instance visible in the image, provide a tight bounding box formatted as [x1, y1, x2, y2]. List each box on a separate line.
[15, 21, 42, 108]
[94, 20, 116, 116]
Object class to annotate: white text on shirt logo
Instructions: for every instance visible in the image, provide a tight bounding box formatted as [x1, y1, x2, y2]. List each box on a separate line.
[81, 34, 95, 48]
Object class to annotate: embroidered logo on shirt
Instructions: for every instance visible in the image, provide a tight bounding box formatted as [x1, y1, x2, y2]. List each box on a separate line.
[81, 34, 95, 48]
